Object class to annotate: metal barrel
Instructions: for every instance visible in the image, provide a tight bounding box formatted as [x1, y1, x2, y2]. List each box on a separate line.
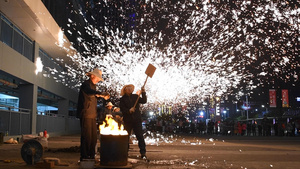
[100, 134, 128, 166]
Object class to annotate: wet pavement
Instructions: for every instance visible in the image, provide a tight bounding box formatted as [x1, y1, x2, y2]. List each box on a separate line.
[1, 133, 300, 169]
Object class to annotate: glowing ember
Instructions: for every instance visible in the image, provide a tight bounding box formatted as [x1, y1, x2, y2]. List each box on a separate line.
[99, 115, 128, 135]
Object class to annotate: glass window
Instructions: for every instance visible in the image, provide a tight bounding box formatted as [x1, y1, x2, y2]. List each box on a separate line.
[13, 29, 24, 54]
[0, 19, 13, 47]
[24, 37, 33, 61]
[0, 13, 34, 62]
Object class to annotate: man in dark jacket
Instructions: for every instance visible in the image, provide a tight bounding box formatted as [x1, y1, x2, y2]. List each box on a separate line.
[120, 84, 147, 159]
[77, 68, 109, 161]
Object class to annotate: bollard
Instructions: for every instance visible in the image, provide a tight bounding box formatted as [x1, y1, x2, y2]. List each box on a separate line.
[0, 132, 3, 145]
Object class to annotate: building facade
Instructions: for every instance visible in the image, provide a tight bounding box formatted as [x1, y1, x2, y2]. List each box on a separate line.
[0, 0, 80, 137]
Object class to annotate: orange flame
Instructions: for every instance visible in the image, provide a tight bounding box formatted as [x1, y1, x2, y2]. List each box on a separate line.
[99, 115, 128, 135]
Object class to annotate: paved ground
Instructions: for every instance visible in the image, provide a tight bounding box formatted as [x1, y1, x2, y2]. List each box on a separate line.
[0, 133, 300, 169]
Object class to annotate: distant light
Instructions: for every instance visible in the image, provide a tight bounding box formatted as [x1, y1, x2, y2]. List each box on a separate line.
[242, 103, 251, 110]
[223, 110, 227, 114]
[200, 111, 204, 116]
[149, 111, 154, 116]
[297, 97, 300, 102]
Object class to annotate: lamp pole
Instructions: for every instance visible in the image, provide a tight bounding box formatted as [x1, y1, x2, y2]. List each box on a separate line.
[246, 95, 249, 120]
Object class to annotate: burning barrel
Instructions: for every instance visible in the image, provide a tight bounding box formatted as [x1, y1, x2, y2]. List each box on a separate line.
[100, 134, 128, 166]
[99, 115, 129, 166]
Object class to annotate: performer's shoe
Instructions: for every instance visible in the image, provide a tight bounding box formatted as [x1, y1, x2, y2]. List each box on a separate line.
[141, 154, 147, 160]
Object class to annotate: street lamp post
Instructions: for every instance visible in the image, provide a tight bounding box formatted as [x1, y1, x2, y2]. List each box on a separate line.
[246, 95, 249, 120]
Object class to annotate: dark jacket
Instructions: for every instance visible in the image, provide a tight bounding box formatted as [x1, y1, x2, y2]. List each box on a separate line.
[76, 79, 102, 119]
[120, 92, 147, 123]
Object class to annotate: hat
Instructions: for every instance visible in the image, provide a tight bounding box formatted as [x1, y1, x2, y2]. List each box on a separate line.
[113, 107, 120, 112]
[120, 84, 134, 96]
[86, 68, 104, 81]
[106, 102, 114, 107]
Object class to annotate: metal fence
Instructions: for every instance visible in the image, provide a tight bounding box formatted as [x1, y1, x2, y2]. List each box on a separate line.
[36, 112, 81, 135]
[0, 105, 31, 136]
[36, 112, 65, 135]
[0, 105, 80, 136]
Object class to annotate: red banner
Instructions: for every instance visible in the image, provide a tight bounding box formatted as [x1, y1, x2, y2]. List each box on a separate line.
[282, 89, 289, 107]
[269, 89, 276, 108]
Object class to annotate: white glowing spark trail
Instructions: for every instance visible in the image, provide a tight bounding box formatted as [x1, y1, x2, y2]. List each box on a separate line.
[47, 1, 298, 105]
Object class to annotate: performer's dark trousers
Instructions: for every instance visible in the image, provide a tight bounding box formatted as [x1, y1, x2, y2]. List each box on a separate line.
[124, 121, 146, 155]
[80, 118, 97, 160]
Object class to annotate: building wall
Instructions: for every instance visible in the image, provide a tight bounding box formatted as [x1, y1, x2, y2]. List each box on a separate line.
[0, 0, 80, 136]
